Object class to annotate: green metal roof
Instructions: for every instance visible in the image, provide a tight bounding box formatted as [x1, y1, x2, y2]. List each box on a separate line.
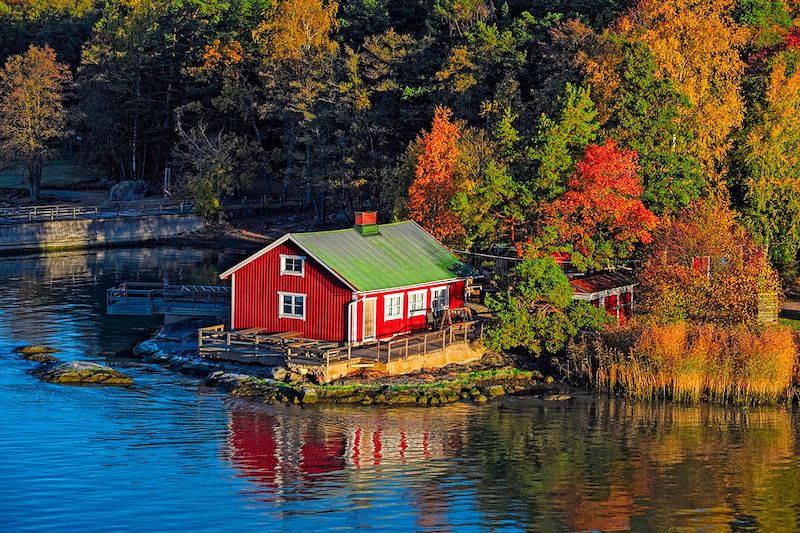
[290, 221, 478, 292]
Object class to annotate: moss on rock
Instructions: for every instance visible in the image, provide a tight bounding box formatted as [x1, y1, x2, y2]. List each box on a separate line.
[14, 345, 60, 356]
[37, 361, 133, 386]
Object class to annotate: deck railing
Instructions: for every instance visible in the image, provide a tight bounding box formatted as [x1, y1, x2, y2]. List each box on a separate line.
[197, 320, 484, 371]
[107, 282, 230, 314]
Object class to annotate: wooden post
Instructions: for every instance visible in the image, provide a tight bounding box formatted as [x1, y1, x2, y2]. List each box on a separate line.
[442, 329, 446, 348]
[326, 351, 330, 380]
[405, 338, 409, 359]
[387, 341, 392, 363]
[423, 333, 427, 355]
[348, 345, 352, 360]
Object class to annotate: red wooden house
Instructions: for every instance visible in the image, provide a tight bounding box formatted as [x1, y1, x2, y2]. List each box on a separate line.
[570, 272, 636, 323]
[219, 213, 477, 344]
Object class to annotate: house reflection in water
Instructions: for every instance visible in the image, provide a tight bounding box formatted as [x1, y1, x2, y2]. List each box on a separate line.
[222, 405, 466, 530]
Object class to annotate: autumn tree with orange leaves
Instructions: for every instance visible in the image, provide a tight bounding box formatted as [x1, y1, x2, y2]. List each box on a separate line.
[547, 139, 658, 270]
[406, 106, 466, 244]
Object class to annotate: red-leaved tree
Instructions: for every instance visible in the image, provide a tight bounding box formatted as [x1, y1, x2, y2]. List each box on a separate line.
[547, 139, 658, 269]
[406, 106, 465, 243]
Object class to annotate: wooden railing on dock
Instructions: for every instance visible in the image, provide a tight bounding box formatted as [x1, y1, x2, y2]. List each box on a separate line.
[197, 321, 484, 370]
[106, 282, 230, 316]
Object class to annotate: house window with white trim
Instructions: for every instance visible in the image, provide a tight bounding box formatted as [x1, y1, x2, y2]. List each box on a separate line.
[278, 292, 306, 320]
[431, 286, 449, 312]
[408, 290, 427, 317]
[280, 254, 305, 276]
[384, 293, 403, 320]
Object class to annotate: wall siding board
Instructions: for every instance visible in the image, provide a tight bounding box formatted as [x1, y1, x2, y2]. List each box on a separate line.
[355, 280, 466, 342]
[232, 241, 468, 343]
[232, 242, 353, 341]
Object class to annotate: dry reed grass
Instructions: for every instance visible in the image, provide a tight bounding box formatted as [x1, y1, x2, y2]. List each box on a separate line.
[570, 321, 797, 405]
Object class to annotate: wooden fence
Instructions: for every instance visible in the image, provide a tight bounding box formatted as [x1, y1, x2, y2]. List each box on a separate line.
[197, 320, 484, 371]
[0, 200, 193, 223]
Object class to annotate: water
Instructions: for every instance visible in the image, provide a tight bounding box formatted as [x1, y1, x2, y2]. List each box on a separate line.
[2, 247, 800, 532]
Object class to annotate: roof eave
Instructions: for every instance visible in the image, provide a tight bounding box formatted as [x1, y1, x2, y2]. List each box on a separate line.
[219, 234, 359, 291]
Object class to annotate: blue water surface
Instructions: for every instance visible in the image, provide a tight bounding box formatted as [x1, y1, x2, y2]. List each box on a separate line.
[2, 247, 800, 532]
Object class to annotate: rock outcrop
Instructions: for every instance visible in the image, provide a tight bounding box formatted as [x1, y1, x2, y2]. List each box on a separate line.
[108, 180, 146, 201]
[14, 345, 60, 355]
[36, 361, 134, 386]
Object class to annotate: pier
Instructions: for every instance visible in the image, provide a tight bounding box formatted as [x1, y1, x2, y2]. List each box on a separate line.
[107, 282, 230, 317]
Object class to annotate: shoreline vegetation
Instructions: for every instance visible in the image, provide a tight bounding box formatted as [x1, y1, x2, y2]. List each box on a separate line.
[566, 321, 798, 405]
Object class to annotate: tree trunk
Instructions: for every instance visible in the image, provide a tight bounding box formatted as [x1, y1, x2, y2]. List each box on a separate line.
[27, 156, 43, 202]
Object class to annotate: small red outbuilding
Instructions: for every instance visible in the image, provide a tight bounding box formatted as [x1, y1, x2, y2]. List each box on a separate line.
[219, 214, 477, 344]
[570, 271, 636, 323]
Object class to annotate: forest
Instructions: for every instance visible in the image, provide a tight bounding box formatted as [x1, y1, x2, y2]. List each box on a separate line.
[4, 0, 800, 400]
[2, 1, 800, 273]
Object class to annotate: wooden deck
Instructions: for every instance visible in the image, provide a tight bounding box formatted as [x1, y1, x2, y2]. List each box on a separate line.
[107, 282, 230, 316]
[197, 320, 484, 370]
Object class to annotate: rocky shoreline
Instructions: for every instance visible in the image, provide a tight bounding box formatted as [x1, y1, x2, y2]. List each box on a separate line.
[14, 346, 135, 386]
[130, 321, 574, 407]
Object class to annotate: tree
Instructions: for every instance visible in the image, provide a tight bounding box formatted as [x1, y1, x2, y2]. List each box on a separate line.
[637, 200, 780, 328]
[620, 0, 747, 180]
[547, 139, 659, 269]
[0, 44, 71, 201]
[485, 255, 613, 356]
[528, 83, 599, 206]
[406, 106, 465, 243]
[252, 0, 340, 222]
[733, 50, 800, 277]
[451, 126, 530, 250]
[172, 119, 261, 221]
[600, 38, 704, 214]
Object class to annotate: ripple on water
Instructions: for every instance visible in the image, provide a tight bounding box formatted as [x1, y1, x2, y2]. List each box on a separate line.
[3, 248, 800, 531]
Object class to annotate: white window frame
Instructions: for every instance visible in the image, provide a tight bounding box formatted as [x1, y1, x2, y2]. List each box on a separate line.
[408, 289, 427, 317]
[278, 291, 306, 320]
[280, 254, 305, 276]
[431, 286, 449, 312]
[384, 293, 404, 321]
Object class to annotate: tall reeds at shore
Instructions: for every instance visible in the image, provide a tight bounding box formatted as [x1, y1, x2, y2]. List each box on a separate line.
[569, 322, 797, 405]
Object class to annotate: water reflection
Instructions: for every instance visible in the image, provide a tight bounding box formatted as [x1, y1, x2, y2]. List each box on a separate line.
[3, 246, 800, 531]
[223, 400, 800, 532]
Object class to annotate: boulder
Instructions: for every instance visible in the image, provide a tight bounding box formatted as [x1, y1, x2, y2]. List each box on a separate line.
[486, 385, 506, 398]
[19, 353, 59, 363]
[271, 366, 289, 382]
[14, 345, 60, 355]
[385, 391, 419, 405]
[542, 393, 572, 401]
[301, 387, 318, 404]
[37, 361, 133, 386]
[109, 180, 146, 202]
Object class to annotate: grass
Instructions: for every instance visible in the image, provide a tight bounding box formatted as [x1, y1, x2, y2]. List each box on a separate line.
[779, 317, 800, 332]
[0, 159, 100, 190]
[571, 321, 797, 405]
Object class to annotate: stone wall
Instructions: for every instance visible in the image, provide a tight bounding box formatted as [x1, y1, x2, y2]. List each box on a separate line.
[322, 341, 485, 382]
[0, 214, 206, 254]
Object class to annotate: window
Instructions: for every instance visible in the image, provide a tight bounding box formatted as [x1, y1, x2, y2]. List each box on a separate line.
[384, 293, 403, 320]
[280, 255, 305, 276]
[408, 290, 427, 317]
[431, 286, 449, 312]
[278, 292, 305, 320]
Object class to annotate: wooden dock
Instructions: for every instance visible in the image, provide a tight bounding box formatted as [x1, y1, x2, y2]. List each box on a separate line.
[197, 320, 484, 372]
[107, 282, 230, 317]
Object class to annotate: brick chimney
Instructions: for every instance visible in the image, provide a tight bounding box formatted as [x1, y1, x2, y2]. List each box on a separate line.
[354, 211, 379, 236]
